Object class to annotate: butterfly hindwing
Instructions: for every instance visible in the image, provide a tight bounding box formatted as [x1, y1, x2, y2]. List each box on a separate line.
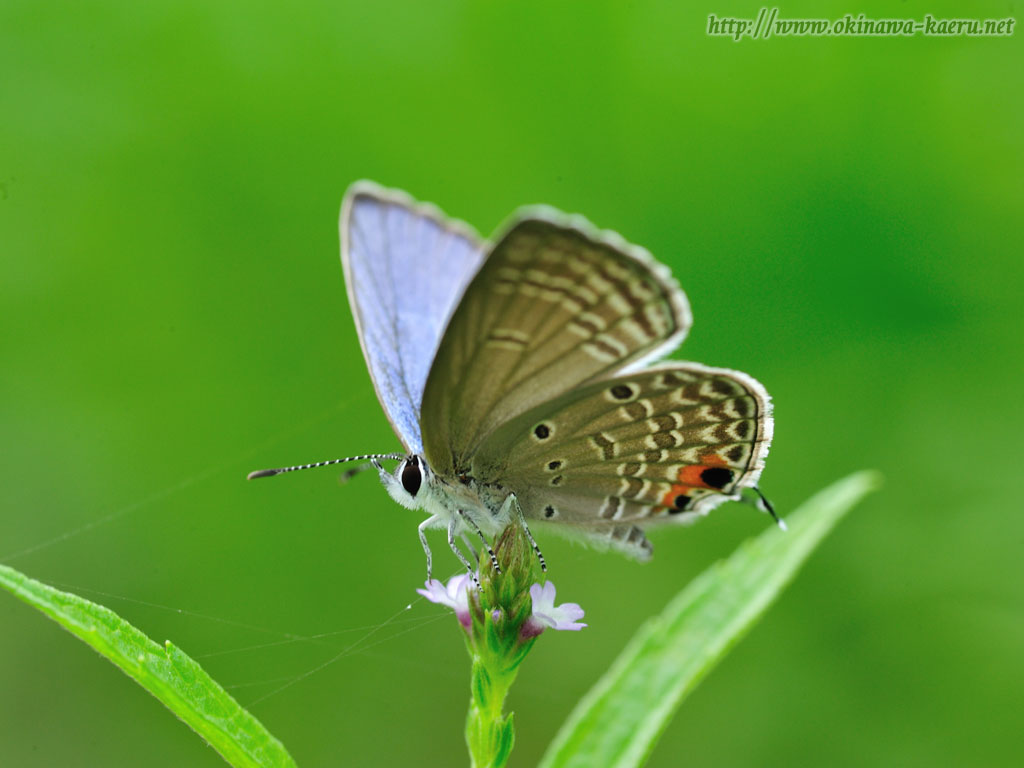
[420, 213, 692, 474]
[470, 364, 773, 559]
[341, 182, 485, 454]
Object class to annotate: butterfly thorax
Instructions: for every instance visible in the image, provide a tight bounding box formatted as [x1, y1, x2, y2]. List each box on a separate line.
[382, 455, 512, 536]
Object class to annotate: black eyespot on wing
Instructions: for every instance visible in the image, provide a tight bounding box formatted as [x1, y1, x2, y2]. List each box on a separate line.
[547, 460, 562, 471]
[610, 384, 634, 400]
[544, 505, 556, 518]
[401, 458, 422, 497]
[534, 423, 551, 439]
[700, 466, 734, 490]
[670, 494, 691, 513]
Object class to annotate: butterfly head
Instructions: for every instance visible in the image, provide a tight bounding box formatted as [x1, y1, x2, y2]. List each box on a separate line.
[385, 454, 432, 510]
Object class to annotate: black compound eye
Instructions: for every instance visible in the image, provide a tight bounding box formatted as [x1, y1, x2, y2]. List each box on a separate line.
[401, 457, 422, 497]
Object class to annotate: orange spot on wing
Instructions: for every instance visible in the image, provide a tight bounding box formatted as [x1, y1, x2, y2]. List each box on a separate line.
[661, 485, 692, 507]
[663, 454, 730, 505]
[663, 454, 737, 507]
[679, 465, 706, 487]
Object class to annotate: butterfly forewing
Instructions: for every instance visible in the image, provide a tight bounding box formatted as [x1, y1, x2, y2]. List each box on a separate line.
[341, 182, 485, 454]
[420, 215, 691, 474]
[469, 364, 773, 558]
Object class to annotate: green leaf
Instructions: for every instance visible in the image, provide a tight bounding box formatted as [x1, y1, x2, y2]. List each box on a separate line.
[539, 471, 881, 768]
[0, 563, 297, 768]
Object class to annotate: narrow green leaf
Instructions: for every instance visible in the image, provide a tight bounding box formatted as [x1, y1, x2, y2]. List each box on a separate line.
[540, 471, 881, 768]
[0, 563, 297, 768]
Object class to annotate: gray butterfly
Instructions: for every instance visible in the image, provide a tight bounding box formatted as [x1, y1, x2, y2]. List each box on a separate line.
[250, 181, 775, 579]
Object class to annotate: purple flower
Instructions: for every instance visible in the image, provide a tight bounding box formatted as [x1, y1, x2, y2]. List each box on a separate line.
[417, 574, 473, 629]
[522, 581, 587, 638]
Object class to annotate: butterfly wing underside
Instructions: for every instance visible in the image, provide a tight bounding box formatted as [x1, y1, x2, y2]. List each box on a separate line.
[472, 365, 773, 559]
[341, 182, 485, 454]
[420, 213, 692, 473]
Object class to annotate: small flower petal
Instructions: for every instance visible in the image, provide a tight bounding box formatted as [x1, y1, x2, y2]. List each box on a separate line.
[528, 581, 587, 632]
[530, 581, 556, 607]
[418, 573, 474, 629]
[417, 578, 454, 608]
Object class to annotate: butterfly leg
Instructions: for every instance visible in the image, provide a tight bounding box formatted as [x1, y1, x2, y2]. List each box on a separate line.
[371, 457, 391, 484]
[418, 514, 440, 581]
[458, 510, 501, 574]
[448, 516, 480, 587]
[521, 517, 547, 573]
[460, 532, 479, 562]
[500, 494, 547, 573]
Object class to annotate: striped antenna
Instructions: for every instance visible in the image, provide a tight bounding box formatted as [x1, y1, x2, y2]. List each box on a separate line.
[247, 453, 404, 480]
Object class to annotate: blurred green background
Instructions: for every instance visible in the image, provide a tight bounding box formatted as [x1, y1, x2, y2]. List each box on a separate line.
[2, 1, 1021, 765]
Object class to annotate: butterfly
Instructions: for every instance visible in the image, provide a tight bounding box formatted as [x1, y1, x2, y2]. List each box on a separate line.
[249, 181, 775, 580]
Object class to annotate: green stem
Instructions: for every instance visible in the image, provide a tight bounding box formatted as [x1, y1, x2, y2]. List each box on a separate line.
[461, 521, 540, 767]
[466, 655, 518, 768]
